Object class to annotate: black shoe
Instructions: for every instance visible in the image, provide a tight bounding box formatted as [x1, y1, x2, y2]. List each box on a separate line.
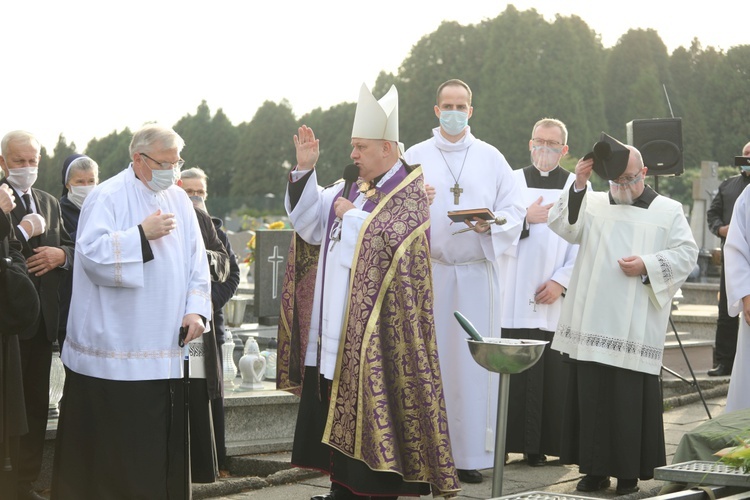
[312, 484, 359, 500]
[708, 364, 732, 376]
[525, 453, 547, 467]
[576, 475, 610, 492]
[457, 468, 484, 483]
[18, 490, 48, 500]
[616, 478, 639, 495]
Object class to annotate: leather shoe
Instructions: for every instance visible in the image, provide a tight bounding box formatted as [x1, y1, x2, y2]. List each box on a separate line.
[18, 490, 48, 500]
[616, 478, 639, 495]
[576, 474, 610, 492]
[311, 486, 356, 500]
[525, 453, 547, 467]
[708, 364, 732, 377]
[457, 468, 484, 483]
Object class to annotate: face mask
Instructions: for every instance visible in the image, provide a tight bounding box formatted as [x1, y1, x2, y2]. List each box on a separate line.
[439, 110, 469, 136]
[530, 146, 563, 173]
[741, 165, 750, 173]
[610, 183, 637, 205]
[6, 167, 38, 192]
[189, 195, 207, 211]
[147, 168, 179, 192]
[68, 185, 95, 209]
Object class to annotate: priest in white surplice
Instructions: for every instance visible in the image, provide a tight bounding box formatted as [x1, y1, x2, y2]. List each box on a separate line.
[548, 134, 698, 496]
[499, 118, 586, 467]
[724, 181, 750, 413]
[52, 125, 212, 499]
[404, 79, 525, 484]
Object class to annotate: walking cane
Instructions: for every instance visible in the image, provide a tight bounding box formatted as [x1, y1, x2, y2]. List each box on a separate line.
[179, 327, 190, 500]
[2, 237, 12, 472]
[2, 335, 11, 472]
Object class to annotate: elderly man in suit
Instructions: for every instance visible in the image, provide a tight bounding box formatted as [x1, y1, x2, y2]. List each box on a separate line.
[0, 130, 74, 500]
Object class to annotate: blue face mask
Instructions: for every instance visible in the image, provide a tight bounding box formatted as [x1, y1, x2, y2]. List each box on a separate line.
[147, 168, 179, 192]
[439, 110, 469, 136]
[741, 165, 750, 173]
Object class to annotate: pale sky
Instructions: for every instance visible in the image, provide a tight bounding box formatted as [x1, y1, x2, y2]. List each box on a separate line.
[4, 0, 746, 152]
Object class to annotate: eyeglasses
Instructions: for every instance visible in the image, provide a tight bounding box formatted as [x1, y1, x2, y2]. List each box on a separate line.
[609, 173, 642, 186]
[531, 138, 563, 147]
[183, 188, 207, 197]
[140, 152, 185, 171]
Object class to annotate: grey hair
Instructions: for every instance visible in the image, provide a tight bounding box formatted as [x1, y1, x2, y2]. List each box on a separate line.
[532, 118, 568, 145]
[66, 156, 99, 184]
[180, 166, 208, 182]
[129, 124, 185, 157]
[1, 130, 41, 157]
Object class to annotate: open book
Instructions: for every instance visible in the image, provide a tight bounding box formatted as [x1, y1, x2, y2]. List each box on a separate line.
[447, 208, 495, 223]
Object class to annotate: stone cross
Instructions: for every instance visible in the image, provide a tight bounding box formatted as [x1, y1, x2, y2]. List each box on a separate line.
[267, 245, 284, 299]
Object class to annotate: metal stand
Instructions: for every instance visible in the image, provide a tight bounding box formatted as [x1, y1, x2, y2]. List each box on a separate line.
[662, 314, 712, 419]
[492, 373, 511, 498]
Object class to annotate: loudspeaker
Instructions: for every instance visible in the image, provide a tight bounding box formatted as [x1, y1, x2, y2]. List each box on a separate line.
[626, 117, 683, 176]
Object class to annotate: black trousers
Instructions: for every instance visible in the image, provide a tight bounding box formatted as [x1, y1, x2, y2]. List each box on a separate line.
[714, 259, 739, 367]
[17, 329, 52, 492]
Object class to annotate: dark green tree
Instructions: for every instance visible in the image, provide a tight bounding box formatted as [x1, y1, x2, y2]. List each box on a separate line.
[37, 135, 77, 196]
[604, 29, 672, 138]
[230, 100, 297, 214]
[84, 128, 133, 182]
[297, 102, 356, 186]
[174, 101, 239, 217]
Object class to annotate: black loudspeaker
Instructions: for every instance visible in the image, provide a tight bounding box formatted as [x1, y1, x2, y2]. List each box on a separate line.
[626, 117, 683, 176]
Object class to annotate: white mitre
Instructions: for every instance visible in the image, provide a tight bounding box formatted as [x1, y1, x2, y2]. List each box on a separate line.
[351, 83, 399, 142]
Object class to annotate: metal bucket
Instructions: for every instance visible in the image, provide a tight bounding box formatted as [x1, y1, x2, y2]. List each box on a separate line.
[224, 295, 251, 327]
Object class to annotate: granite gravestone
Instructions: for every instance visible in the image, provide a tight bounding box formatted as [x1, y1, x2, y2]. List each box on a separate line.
[253, 229, 293, 325]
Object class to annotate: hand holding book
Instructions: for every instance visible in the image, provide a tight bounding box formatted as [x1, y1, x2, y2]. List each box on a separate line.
[447, 208, 507, 235]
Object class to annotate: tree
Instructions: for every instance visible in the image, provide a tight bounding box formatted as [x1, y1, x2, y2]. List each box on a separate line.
[174, 101, 239, 216]
[604, 29, 672, 138]
[37, 135, 77, 196]
[84, 129, 133, 182]
[230, 101, 297, 214]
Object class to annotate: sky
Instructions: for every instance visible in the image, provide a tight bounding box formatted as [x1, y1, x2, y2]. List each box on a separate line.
[4, 0, 747, 153]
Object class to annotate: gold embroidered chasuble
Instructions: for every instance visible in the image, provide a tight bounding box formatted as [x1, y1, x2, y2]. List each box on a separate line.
[278, 166, 459, 496]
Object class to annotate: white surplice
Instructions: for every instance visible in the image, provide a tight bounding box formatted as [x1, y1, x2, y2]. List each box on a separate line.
[724, 185, 750, 412]
[499, 169, 579, 331]
[285, 163, 400, 380]
[404, 127, 525, 469]
[62, 165, 212, 381]
[548, 188, 699, 375]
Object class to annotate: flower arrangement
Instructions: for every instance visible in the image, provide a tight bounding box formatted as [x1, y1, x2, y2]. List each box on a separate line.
[717, 437, 750, 473]
[243, 220, 287, 265]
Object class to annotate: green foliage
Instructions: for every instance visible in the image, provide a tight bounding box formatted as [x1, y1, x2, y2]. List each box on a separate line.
[42, 7, 750, 220]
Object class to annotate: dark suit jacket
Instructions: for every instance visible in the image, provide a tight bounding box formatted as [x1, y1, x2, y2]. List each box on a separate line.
[194, 207, 229, 400]
[3, 180, 75, 342]
[0, 213, 37, 440]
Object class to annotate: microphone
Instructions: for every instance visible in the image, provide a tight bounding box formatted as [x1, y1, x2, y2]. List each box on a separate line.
[341, 164, 360, 201]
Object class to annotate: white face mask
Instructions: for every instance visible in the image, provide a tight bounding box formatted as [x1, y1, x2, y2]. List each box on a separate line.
[610, 184, 636, 205]
[530, 146, 563, 173]
[6, 167, 38, 192]
[147, 168, 179, 192]
[439, 110, 469, 136]
[68, 184, 95, 209]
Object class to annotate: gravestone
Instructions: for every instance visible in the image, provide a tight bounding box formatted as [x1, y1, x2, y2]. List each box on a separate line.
[691, 161, 722, 280]
[253, 229, 293, 325]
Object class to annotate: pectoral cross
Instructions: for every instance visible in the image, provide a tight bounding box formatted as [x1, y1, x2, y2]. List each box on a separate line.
[450, 182, 463, 204]
[528, 298, 538, 312]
